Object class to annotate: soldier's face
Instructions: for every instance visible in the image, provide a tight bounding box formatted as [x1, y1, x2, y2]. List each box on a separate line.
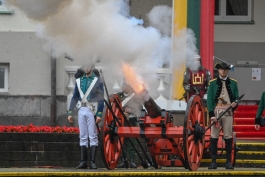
[218, 68, 229, 78]
[84, 66, 94, 75]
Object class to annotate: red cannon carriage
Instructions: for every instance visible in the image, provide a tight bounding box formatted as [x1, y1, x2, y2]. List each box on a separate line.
[100, 89, 241, 171]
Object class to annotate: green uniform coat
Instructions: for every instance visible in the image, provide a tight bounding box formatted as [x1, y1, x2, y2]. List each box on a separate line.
[207, 77, 239, 118]
[255, 91, 265, 124]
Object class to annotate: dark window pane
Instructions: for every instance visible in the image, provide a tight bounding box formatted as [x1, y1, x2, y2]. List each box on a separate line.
[215, 0, 220, 15]
[0, 68, 5, 88]
[226, 0, 248, 16]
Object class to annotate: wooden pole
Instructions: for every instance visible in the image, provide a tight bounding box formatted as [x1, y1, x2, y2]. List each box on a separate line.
[51, 56, 57, 126]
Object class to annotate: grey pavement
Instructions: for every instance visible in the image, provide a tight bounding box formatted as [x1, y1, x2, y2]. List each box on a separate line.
[0, 167, 265, 177]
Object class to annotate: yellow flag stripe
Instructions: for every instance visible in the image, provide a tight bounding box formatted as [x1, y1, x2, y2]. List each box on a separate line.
[172, 0, 187, 100]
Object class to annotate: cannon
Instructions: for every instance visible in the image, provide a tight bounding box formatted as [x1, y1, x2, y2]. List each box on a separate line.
[99, 71, 241, 171]
[100, 89, 206, 171]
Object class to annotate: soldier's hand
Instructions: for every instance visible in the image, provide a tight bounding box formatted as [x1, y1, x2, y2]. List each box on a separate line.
[96, 117, 101, 124]
[124, 112, 129, 117]
[203, 94, 207, 100]
[184, 84, 190, 91]
[211, 117, 219, 127]
[255, 124, 260, 130]
[68, 116, 74, 124]
[124, 107, 131, 113]
[231, 102, 237, 108]
[211, 117, 217, 122]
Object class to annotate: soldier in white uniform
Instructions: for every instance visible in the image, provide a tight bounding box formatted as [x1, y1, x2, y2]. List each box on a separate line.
[67, 64, 104, 169]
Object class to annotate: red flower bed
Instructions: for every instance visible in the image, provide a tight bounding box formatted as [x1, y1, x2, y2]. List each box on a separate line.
[0, 123, 79, 133]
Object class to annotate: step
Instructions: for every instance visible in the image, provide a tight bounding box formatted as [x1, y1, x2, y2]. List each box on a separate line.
[201, 159, 265, 167]
[201, 142, 265, 167]
[237, 137, 265, 140]
[234, 112, 257, 118]
[235, 132, 265, 139]
[237, 151, 265, 159]
[234, 110, 257, 113]
[236, 105, 258, 111]
[234, 118, 255, 125]
[236, 142, 265, 150]
[203, 150, 265, 160]
[234, 125, 265, 131]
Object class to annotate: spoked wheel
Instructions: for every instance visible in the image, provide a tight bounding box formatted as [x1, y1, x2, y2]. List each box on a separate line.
[183, 95, 206, 171]
[101, 94, 125, 170]
[231, 132, 237, 167]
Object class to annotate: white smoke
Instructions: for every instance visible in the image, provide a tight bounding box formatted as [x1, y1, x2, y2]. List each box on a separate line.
[147, 5, 172, 37]
[5, 0, 199, 88]
[146, 4, 199, 71]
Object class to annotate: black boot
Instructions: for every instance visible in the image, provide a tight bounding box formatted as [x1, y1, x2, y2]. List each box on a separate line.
[225, 138, 234, 170]
[208, 138, 218, 169]
[117, 156, 129, 168]
[130, 157, 137, 168]
[117, 159, 125, 168]
[76, 146, 88, 169]
[89, 146, 98, 169]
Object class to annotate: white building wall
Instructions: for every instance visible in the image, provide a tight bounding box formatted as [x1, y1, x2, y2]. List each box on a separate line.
[1, 1, 265, 98]
[0, 6, 74, 95]
[215, 0, 265, 43]
[0, 6, 35, 32]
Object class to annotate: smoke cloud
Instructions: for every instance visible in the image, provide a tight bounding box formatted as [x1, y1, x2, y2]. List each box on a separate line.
[5, 0, 199, 91]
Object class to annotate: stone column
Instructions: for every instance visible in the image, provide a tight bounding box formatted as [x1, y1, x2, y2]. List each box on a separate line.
[65, 66, 79, 110]
[156, 73, 167, 100]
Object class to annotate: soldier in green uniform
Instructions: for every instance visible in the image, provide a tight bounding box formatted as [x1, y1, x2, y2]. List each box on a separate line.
[254, 92, 265, 168]
[255, 91, 265, 130]
[207, 62, 239, 170]
[116, 82, 143, 168]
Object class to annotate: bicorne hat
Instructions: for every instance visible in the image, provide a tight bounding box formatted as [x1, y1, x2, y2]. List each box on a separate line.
[215, 62, 231, 70]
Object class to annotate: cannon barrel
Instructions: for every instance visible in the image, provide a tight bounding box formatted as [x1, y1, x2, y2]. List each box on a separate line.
[140, 90, 161, 118]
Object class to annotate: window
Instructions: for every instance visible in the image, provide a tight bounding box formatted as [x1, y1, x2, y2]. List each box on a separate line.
[0, 0, 14, 14]
[0, 64, 9, 93]
[215, 0, 253, 23]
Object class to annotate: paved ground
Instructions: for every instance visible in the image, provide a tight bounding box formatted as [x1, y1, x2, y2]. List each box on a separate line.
[1, 139, 264, 176]
[0, 167, 265, 176]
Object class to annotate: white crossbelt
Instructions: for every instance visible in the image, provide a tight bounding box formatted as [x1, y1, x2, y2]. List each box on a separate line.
[76, 77, 98, 115]
[122, 92, 135, 107]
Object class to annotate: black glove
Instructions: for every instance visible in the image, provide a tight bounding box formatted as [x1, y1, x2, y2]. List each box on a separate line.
[255, 117, 265, 127]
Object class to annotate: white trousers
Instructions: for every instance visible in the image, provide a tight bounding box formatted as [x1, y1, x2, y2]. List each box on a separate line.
[78, 107, 98, 147]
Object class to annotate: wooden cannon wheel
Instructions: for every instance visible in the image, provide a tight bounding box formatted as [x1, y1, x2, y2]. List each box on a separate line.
[101, 94, 124, 170]
[183, 95, 206, 171]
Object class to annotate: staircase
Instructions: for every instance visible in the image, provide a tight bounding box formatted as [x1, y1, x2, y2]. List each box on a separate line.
[233, 105, 265, 140]
[201, 140, 265, 168]
[201, 105, 265, 167]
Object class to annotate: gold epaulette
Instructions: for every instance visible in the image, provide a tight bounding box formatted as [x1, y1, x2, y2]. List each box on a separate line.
[230, 78, 237, 82]
[208, 78, 217, 85]
[209, 78, 217, 83]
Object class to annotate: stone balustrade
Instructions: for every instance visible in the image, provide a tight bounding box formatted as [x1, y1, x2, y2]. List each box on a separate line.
[65, 64, 187, 112]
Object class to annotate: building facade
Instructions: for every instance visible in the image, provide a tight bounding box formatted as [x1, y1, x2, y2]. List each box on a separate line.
[0, 0, 264, 126]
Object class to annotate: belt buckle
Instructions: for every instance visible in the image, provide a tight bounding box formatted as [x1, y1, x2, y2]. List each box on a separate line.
[81, 102, 86, 107]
